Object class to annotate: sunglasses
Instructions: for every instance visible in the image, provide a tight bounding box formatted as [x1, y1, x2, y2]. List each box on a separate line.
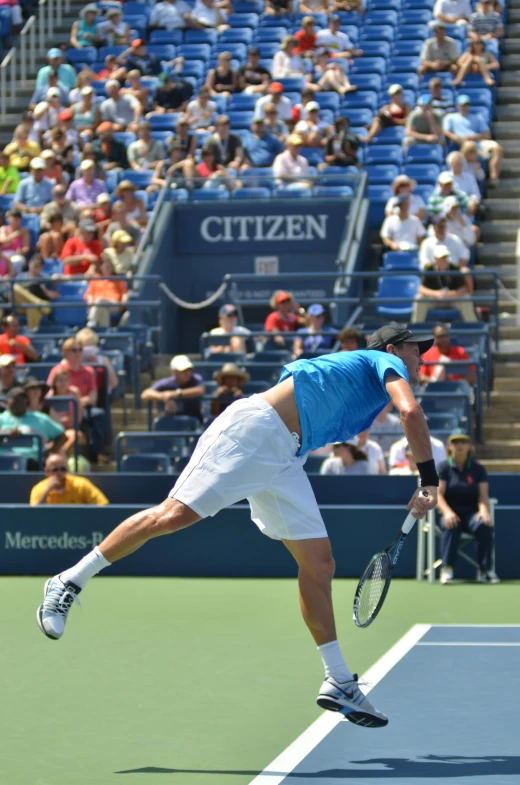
[48, 466, 67, 472]
[68, 347, 82, 353]
[450, 438, 469, 444]
[225, 311, 237, 317]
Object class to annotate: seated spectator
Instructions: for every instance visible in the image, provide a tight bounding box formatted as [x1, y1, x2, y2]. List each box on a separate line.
[76, 327, 119, 395]
[319, 440, 370, 475]
[14, 255, 59, 330]
[40, 184, 80, 233]
[0, 148, 20, 195]
[53, 109, 80, 151]
[389, 433, 447, 470]
[442, 195, 478, 247]
[241, 118, 283, 169]
[38, 213, 65, 259]
[75, 144, 104, 182]
[30, 70, 71, 111]
[92, 192, 113, 236]
[105, 201, 142, 246]
[36, 48, 77, 92]
[0, 387, 65, 467]
[152, 72, 192, 115]
[443, 95, 503, 183]
[4, 126, 41, 172]
[255, 82, 293, 123]
[420, 214, 470, 269]
[61, 219, 103, 276]
[385, 175, 427, 222]
[420, 323, 476, 385]
[265, 0, 293, 16]
[337, 326, 361, 351]
[434, 0, 472, 25]
[405, 94, 443, 149]
[273, 35, 309, 80]
[40, 149, 65, 187]
[33, 88, 65, 140]
[0, 209, 31, 261]
[380, 194, 426, 251]
[0, 315, 38, 364]
[185, 87, 218, 130]
[98, 7, 130, 46]
[92, 122, 129, 173]
[446, 151, 480, 214]
[389, 443, 419, 476]
[68, 70, 94, 105]
[263, 104, 289, 143]
[45, 368, 84, 455]
[115, 180, 147, 228]
[48, 126, 76, 178]
[189, 145, 236, 190]
[437, 431, 498, 584]
[24, 376, 50, 414]
[71, 86, 100, 137]
[468, 0, 503, 40]
[264, 290, 306, 346]
[95, 54, 126, 83]
[0, 354, 19, 411]
[427, 171, 472, 218]
[300, 0, 328, 10]
[150, 0, 200, 31]
[453, 37, 499, 86]
[102, 231, 135, 276]
[363, 85, 411, 144]
[84, 257, 128, 327]
[369, 402, 403, 457]
[19, 110, 40, 146]
[101, 80, 141, 134]
[460, 140, 486, 184]
[208, 303, 251, 354]
[295, 101, 330, 147]
[238, 47, 272, 96]
[141, 354, 206, 420]
[294, 16, 317, 57]
[428, 76, 455, 116]
[321, 116, 360, 170]
[127, 122, 166, 172]
[169, 115, 198, 160]
[316, 14, 362, 58]
[13, 158, 53, 214]
[413, 244, 477, 322]
[293, 303, 337, 356]
[150, 141, 189, 192]
[356, 430, 386, 474]
[313, 48, 357, 95]
[192, 0, 229, 31]
[70, 4, 100, 49]
[122, 70, 150, 113]
[273, 134, 312, 188]
[206, 115, 244, 171]
[30, 451, 109, 505]
[210, 362, 249, 416]
[66, 159, 107, 209]
[206, 52, 238, 99]
[419, 21, 459, 76]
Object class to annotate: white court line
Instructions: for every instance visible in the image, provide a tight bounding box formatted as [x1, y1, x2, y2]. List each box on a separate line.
[247, 624, 431, 785]
[417, 642, 520, 647]
[431, 623, 520, 628]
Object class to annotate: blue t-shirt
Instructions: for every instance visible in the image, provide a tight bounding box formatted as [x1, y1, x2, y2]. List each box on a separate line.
[279, 350, 409, 454]
[442, 111, 488, 138]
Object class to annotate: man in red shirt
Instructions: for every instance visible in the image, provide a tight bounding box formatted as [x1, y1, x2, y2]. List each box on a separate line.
[264, 290, 306, 347]
[0, 316, 39, 365]
[419, 324, 476, 384]
[61, 220, 103, 276]
[294, 16, 317, 56]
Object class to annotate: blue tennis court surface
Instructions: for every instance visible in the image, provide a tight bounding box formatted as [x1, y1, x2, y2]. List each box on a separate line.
[250, 625, 520, 784]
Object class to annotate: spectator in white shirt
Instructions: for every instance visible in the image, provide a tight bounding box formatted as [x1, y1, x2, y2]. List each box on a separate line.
[185, 87, 218, 130]
[294, 101, 330, 147]
[192, 0, 229, 32]
[272, 35, 308, 79]
[150, 0, 201, 30]
[356, 430, 386, 474]
[255, 82, 293, 122]
[434, 0, 472, 25]
[316, 15, 362, 58]
[420, 214, 470, 269]
[389, 444, 419, 476]
[101, 80, 141, 133]
[446, 151, 481, 213]
[272, 134, 312, 188]
[389, 434, 447, 470]
[380, 194, 426, 251]
[385, 174, 427, 222]
[443, 196, 477, 247]
[319, 441, 370, 476]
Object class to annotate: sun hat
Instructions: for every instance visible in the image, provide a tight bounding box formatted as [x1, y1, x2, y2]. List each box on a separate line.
[213, 363, 250, 385]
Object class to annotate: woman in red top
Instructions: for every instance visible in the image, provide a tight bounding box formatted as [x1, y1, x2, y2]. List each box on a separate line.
[363, 84, 411, 143]
[60, 219, 102, 275]
[264, 290, 306, 347]
[293, 17, 317, 56]
[195, 146, 235, 191]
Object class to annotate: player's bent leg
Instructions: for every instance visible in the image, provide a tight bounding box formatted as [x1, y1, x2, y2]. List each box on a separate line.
[37, 498, 200, 640]
[282, 537, 388, 729]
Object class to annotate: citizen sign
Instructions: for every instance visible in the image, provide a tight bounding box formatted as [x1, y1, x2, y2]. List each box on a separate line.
[200, 214, 328, 243]
[4, 531, 104, 550]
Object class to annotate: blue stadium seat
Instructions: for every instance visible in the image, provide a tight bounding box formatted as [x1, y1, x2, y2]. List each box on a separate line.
[151, 130, 174, 144]
[314, 92, 340, 111]
[405, 145, 444, 165]
[219, 28, 253, 44]
[255, 27, 287, 41]
[399, 8, 432, 24]
[153, 415, 200, 432]
[392, 40, 423, 56]
[191, 189, 230, 201]
[414, 183, 433, 203]
[402, 163, 441, 185]
[42, 259, 64, 276]
[425, 412, 460, 432]
[121, 170, 153, 188]
[372, 127, 406, 145]
[231, 187, 271, 199]
[148, 114, 178, 131]
[367, 184, 392, 225]
[124, 1, 151, 17]
[394, 24, 428, 40]
[376, 275, 420, 319]
[228, 94, 258, 110]
[54, 282, 89, 327]
[230, 12, 260, 28]
[388, 56, 421, 73]
[273, 187, 313, 198]
[149, 30, 183, 44]
[256, 41, 281, 58]
[423, 307, 465, 323]
[0, 454, 28, 472]
[349, 73, 383, 92]
[177, 43, 211, 61]
[120, 453, 171, 473]
[66, 47, 97, 66]
[364, 10, 399, 26]
[299, 148, 324, 165]
[360, 24, 395, 42]
[293, 11, 328, 26]
[277, 76, 306, 92]
[184, 29, 217, 44]
[214, 42, 248, 60]
[234, 0, 263, 11]
[365, 145, 403, 166]
[359, 40, 392, 57]
[369, 0, 401, 10]
[147, 44, 176, 60]
[227, 110, 255, 129]
[383, 72, 419, 91]
[340, 91, 378, 111]
[104, 169, 120, 193]
[365, 163, 400, 184]
[123, 14, 147, 34]
[314, 186, 353, 198]
[113, 131, 136, 147]
[341, 25, 359, 42]
[382, 251, 420, 270]
[350, 57, 387, 76]
[240, 169, 276, 189]
[343, 107, 372, 127]
[318, 166, 359, 186]
[258, 13, 291, 27]
[335, 11, 363, 26]
[99, 45, 126, 60]
[179, 60, 206, 78]
[0, 194, 14, 212]
[22, 214, 40, 247]
[168, 188, 190, 202]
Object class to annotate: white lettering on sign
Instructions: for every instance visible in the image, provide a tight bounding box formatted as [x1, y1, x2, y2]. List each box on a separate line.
[199, 214, 328, 243]
[4, 531, 105, 550]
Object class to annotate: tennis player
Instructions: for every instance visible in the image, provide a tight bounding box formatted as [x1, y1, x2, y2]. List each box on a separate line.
[37, 324, 438, 728]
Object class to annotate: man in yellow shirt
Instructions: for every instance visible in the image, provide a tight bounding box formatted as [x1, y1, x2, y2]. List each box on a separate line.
[30, 452, 109, 506]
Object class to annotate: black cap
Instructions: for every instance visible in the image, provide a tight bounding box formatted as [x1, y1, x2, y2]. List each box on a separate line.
[248, 46, 260, 55]
[367, 325, 434, 354]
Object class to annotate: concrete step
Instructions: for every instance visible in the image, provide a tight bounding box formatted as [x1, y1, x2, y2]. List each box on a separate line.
[483, 422, 520, 437]
[491, 377, 520, 392]
[476, 242, 516, 264]
[482, 198, 519, 219]
[504, 39, 520, 54]
[492, 121, 520, 140]
[499, 71, 520, 87]
[492, 361, 520, 376]
[489, 390, 520, 406]
[479, 458, 520, 471]
[479, 221, 519, 241]
[495, 104, 520, 121]
[497, 86, 520, 104]
[501, 52, 520, 68]
[477, 441, 520, 458]
[496, 328, 520, 340]
[498, 139, 520, 156]
[507, 9, 520, 21]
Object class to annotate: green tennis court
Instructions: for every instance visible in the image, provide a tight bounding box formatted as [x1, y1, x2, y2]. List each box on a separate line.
[2, 577, 519, 785]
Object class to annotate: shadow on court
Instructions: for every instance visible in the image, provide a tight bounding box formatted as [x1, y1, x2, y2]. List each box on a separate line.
[116, 755, 520, 778]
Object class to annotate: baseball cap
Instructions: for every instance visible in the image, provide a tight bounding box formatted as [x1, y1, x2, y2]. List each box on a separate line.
[30, 157, 45, 169]
[80, 86, 94, 96]
[442, 195, 460, 212]
[457, 94, 471, 105]
[79, 219, 96, 232]
[170, 354, 193, 372]
[96, 192, 111, 204]
[40, 149, 55, 159]
[307, 304, 325, 317]
[80, 158, 95, 171]
[46, 87, 60, 97]
[388, 83, 403, 96]
[430, 19, 446, 28]
[418, 93, 432, 106]
[112, 230, 133, 244]
[219, 304, 238, 317]
[0, 354, 16, 367]
[287, 133, 304, 145]
[438, 171, 454, 185]
[275, 290, 292, 304]
[367, 325, 434, 354]
[306, 101, 320, 112]
[448, 429, 471, 443]
[433, 244, 450, 259]
[270, 82, 284, 93]
[58, 109, 73, 121]
[47, 48, 62, 58]
[131, 38, 144, 48]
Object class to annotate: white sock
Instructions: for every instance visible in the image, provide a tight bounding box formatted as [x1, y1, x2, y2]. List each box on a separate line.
[59, 547, 111, 590]
[318, 640, 354, 683]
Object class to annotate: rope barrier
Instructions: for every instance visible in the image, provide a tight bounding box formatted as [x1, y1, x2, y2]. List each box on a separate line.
[159, 280, 228, 310]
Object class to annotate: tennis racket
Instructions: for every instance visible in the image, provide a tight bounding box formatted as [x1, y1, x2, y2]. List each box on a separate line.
[353, 490, 430, 628]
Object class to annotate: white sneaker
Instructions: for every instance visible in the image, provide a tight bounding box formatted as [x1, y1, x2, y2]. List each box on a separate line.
[36, 576, 81, 640]
[477, 569, 501, 584]
[316, 675, 388, 728]
[440, 567, 454, 584]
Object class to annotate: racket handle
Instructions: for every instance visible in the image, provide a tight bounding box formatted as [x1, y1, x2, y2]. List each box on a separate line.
[402, 490, 431, 535]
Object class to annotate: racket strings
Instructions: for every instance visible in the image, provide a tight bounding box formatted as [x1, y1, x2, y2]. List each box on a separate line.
[355, 555, 391, 626]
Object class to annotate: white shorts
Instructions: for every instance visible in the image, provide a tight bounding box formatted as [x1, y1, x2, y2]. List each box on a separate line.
[169, 395, 327, 541]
